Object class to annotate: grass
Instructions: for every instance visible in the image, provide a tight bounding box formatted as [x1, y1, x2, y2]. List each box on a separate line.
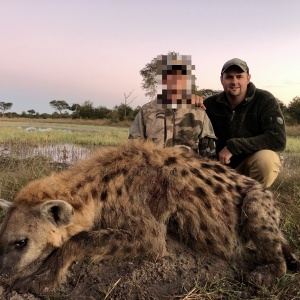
[0, 127, 128, 146]
[0, 117, 133, 127]
[285, 125, 300, 137]
[286, 137, 300, 152]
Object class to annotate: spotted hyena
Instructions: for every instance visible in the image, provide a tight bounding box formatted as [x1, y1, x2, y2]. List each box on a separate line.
[0, 140, 298, 293]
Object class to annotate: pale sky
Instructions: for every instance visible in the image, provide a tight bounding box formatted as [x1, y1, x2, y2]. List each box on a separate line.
[0, 0, 299, 114]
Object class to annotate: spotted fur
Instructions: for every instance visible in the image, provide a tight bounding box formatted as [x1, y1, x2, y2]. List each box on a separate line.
[0, 140, 298, 293]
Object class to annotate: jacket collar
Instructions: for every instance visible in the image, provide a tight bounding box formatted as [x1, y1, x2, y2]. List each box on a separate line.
[216, 82, 256, 106]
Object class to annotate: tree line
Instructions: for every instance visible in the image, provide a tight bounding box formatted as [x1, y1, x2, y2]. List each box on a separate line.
[1, 96, 300, 125]
[0, 100, 141, 122]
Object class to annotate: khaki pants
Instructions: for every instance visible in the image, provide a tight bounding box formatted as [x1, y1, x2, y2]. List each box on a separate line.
[235, 150, 281, 188]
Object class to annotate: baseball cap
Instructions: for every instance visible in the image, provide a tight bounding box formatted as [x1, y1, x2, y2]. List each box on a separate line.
[221, 58, 249, 74]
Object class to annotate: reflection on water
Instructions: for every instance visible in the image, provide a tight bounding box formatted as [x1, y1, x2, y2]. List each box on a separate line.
[0, 143, 99, 164]
[15, 126, 71, 133]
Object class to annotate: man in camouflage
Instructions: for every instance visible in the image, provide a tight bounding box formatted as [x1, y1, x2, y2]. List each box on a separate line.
[129, 54, 216, 157]
[200, 58, 286, 187]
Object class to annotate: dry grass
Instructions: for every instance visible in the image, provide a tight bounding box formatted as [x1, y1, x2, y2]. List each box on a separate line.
[285, 125, 300, 137]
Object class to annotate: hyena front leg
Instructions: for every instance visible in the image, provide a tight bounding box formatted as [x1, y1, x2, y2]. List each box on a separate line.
[12, 223, 166, 294]
[241, 186, 286, 285]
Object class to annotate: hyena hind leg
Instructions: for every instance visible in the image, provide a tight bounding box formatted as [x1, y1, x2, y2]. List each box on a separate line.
[241, 186, 286, 282]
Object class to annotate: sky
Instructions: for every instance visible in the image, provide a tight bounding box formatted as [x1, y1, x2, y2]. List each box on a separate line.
[0, 0, 299, 114]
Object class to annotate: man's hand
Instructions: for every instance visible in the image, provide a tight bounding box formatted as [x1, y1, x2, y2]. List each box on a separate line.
[218, 146, 233, 165]
[192, 94, 206, 110]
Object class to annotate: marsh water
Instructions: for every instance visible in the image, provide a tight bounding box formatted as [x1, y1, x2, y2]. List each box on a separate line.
[0, 126, 100, 164]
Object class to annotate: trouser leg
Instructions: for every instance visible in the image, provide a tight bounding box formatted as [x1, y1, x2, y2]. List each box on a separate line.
[235, 150, 281, 187]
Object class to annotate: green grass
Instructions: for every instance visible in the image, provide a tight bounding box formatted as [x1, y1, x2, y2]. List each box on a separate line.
[285, 137, 300, 152]
[0, 126, 129, 145]
[0, 117, 133, 127]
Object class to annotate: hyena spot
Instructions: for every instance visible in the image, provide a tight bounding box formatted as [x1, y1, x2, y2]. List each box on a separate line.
[214, 185, 224, 195]
[124, 246, 133, 254]
[213, 175, 225, 183]
[164, 157, 177, 166]
[205, 238, 213, 246]
[195, 187, 207, 198]
[190, 168, 204, 180]
[201, 163, 212, 169]
[213, 165, 227, 173]
[116, 188, 122, 197]
[200, 222, 208, 231]
[122, 168, 129, 176]
[91, 189, 98, 198]
[181, 169, 188, 177]
[108, 245, 118, 255]
[101, 190, 108, 201]
[205, 179, 213, 186]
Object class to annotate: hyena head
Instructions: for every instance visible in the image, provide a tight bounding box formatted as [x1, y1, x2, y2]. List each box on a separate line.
[0, 199, 74, 279]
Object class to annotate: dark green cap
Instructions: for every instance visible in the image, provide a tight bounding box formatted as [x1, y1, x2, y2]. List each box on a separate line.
[221, 58, 249, 74]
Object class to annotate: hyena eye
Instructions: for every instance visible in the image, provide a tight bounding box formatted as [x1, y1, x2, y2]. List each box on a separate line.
[14, 239, 28, 249]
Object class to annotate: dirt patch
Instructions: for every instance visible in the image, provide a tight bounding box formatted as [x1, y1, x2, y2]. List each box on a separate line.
[0, 236, 236, 300]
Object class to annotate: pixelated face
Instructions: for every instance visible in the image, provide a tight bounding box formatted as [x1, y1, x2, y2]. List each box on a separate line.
[163, 71, 187, 100]
[220, 66, 251, 98]
[156, 55, 196, 109]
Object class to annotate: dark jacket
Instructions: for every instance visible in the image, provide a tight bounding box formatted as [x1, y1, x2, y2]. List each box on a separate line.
[204, 82, 286, 168]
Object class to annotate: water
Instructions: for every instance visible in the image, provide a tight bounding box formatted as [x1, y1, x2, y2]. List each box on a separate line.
[14, 126, 71, 133]
[0, 143, 99, 164]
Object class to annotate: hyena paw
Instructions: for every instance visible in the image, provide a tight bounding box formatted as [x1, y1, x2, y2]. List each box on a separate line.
[246, 262, 286, 287]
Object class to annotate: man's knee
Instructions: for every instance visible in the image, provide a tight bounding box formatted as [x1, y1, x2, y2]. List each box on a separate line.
[236, 150, 281, 187]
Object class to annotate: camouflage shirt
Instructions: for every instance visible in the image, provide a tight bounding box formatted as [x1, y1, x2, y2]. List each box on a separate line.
[129, 99, 217, 157]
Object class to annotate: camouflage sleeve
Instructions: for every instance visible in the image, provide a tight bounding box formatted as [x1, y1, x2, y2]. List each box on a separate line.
[198, 114, 217, 158]
[128, 110, 145, 140]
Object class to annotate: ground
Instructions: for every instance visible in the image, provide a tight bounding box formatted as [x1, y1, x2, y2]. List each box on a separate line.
[1, 236, 237, 300]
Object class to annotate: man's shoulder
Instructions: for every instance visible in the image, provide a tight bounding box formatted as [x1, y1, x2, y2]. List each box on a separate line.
[203, 92, 223, 106]
[141, 99, 156, 109]
[253, 87, 279, 108]
[255, 87, 276, 100]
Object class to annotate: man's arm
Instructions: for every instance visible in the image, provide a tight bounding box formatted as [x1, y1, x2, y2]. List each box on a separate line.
[198, 114, 217, 158]
[226, 95, 286, 155]
[128, 110, 145, 139]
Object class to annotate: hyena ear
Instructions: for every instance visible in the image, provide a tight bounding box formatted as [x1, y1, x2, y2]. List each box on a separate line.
[0, 199, 13, 212]
[41, 200, 74, 227]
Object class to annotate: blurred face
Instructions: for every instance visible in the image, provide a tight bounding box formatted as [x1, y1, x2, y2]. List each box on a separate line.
[162, 70, 187, 101]
[220, 66, 251, 98]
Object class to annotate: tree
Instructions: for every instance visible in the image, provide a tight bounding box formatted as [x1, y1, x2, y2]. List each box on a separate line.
[79, 101, 95, 119]
[94, 106, 111, 119]
[287, 96, 300, 124]
[140, 51, 179, 100]
[50, 100, 70, 114]
[27, 109, 36, 116]
[0, 102, 13, 117]
[123, 89, 136, 119]
[69, 103, 82, 119]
